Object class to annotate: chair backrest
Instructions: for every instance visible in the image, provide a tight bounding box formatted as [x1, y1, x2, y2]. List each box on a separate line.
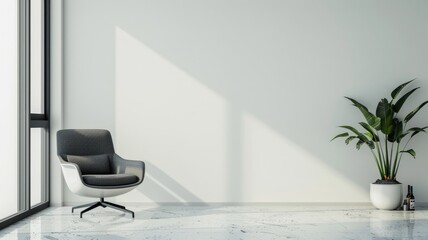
[57, 129, 115, 158]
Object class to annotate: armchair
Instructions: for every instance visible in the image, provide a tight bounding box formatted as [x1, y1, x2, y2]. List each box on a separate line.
[57, 129, 145, 218]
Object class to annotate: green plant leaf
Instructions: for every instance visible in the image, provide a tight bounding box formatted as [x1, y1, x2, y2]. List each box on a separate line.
[408, 127, 427, 132]
[404, 101, 428, 123]
[331, 132, 349, 141]
[339, 126, 374, 149]
[356, 140, 364, 150]
[391, 79, 415, 99]
[392, 87, 419, 113]
[345, 97, 381, 130]
[397, 132, 409, 143]
[345, 136, 357, 145]
[376, 98, 394, 135]
[387, 118, 403, 142]
[364, 132, 373, 139]
[339, 126, 369, 142]
[400, 149, 416, 158]
[356, 138, 374, 149]
[367, 140, 375, 149]
[408, 126, 428, 138]
[359, 122, 379, 142]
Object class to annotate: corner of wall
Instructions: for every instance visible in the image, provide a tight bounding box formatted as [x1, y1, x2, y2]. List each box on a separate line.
[49, 0, 64, 206]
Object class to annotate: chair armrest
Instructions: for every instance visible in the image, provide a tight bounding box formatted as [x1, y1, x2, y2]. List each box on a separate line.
[58, 155, 82, 175]
[57, 155, 85, 190]
[111, 154, 145, 182]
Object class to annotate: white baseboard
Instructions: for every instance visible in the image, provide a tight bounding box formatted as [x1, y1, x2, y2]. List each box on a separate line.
[60, 202, 379, 207]
[53, 201, 428, 208]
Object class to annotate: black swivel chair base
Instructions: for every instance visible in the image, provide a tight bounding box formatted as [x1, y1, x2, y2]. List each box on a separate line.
[72, 198, 135, 218]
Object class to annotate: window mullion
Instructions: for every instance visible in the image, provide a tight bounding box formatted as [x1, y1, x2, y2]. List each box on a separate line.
[18, 0, 31, 212]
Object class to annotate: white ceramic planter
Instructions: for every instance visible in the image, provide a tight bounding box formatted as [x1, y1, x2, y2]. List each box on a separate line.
[370, 183, 403, 210]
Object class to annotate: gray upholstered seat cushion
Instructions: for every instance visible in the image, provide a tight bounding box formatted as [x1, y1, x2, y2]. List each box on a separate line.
[82, 174, 139, 186]
[67, 154, 111, 175]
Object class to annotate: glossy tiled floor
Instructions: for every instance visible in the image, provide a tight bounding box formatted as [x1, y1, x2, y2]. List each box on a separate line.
[0, 205, 427, 239]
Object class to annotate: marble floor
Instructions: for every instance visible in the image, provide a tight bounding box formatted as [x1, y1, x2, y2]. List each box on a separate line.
[0, 205, 427, 239]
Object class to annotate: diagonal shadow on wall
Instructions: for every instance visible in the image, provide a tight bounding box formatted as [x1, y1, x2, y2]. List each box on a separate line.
[65, 0, 428, 203]
[139, 162, 208, 205]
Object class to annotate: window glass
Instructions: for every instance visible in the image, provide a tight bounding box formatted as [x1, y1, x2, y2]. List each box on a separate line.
[0, 0, 19, 220]
[30, 0, 44, 114]
[31, 128, 43, 207]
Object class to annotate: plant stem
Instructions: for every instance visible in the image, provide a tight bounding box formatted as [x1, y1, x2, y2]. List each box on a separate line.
[377, 131, 387, 178]
[391, 142, 400, 179]
[393, 122, 408, 178]
[394, 136, 411, 177]
[389, 142, 394, 177]
[384, 136, 389, 179]
[371, 149, 383, 179]
[375, 142, 385, 176]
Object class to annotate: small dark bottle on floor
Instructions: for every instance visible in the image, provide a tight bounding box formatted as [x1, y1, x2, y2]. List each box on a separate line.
[402, 199, 408, 211]
[409, 186, 415, 211]
[406, 185, 411, 209]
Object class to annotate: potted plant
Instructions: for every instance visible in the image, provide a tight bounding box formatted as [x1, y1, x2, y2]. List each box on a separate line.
[332, 80, 428, 210]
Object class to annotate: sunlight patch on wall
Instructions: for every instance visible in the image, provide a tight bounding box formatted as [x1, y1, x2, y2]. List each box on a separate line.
[115, 27, 228, 202]
[114, 27, 368, 203]
[240, 112, 367, 202]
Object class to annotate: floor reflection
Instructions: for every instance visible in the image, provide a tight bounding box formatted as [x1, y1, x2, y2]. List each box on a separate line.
[1, 205, 428, 239]
[369, 211, 417, 239]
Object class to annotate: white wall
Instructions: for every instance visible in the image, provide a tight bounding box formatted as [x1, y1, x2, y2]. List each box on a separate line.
[50, 0, 64, 206]
[62, 0, 428, 204]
